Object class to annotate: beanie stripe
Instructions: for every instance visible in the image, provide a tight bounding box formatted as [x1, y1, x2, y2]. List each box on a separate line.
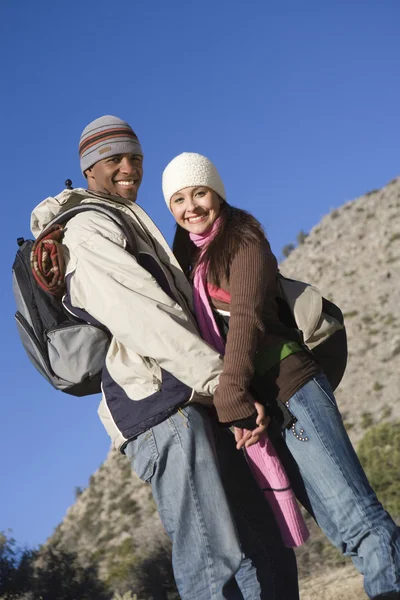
[79, 115, 143, 174]
[79, 128, 139, 156]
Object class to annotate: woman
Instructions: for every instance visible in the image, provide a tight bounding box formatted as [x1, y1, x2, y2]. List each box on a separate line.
[162, 152, 400, 600]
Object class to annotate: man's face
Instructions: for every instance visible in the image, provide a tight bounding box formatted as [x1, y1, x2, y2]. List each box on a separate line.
[86, 153, 143, 201]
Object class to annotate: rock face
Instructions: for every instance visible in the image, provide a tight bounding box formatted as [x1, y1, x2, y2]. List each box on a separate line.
[49, 176, 400, 585]
[50, 450, 171, 582]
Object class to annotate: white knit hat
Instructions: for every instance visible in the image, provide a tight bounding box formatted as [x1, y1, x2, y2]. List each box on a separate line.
[162, 152, 226, 209]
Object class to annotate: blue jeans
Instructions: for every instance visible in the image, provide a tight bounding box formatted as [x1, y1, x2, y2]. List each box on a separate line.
[282, 373, 400, 599]
[125, 404, 299, 600]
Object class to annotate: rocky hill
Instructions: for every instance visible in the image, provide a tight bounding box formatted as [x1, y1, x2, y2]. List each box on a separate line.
[48, 177, 400, 595]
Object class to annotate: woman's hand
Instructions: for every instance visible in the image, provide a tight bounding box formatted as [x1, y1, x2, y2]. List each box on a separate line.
[234, 402, 270, 449]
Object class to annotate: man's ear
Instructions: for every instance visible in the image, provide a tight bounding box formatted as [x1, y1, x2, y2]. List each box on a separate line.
[84, 167, 93, 181]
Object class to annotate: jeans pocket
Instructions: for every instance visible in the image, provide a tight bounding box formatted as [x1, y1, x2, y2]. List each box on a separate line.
[124, 430, 159, 482]
[313, 374, 338, 410]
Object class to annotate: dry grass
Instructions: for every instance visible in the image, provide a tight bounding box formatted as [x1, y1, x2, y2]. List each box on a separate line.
[299, 565, 367, 599]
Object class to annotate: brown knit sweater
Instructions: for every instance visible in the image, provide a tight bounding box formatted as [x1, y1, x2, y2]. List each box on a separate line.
[211, 237, 319, 424]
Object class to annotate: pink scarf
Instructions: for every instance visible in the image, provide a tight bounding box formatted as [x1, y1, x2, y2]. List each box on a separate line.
[189, 221, 309, 548]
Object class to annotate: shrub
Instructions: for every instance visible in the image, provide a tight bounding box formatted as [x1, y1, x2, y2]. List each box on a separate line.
[296, 230, 308, 245]
[360, 411, 374, 429]
[383, 313, 396, 325]
[0, 534, 108, 600]
[358, 421, 400, 518]
[32, 547, 109, 600]
[361, 315, 373, 324]
[119, 497, 139, 515]
[74, 486, 84, 500]
[343, 420, 354, 432]
[282, 244, 295, 258]
[343, 310, 359, 319]
[381, 406, 392, 420]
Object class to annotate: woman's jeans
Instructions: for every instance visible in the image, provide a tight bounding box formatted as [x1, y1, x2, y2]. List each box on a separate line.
[125, 404, 299, 600]
[281, 373, 400, 599]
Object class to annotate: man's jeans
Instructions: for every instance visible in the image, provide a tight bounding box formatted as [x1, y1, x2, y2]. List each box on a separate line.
[281, 373, 400, 599]
[125, 404, 299, 600]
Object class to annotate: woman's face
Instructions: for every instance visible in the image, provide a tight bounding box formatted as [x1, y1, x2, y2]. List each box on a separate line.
[170, 186, 222, 234]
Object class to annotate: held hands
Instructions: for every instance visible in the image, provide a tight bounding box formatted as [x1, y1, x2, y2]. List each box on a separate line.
[234, 402, 270, 450]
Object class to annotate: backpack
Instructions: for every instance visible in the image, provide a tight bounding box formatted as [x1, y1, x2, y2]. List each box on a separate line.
[12, 202, 138, 397]
[276, 274, 347, 391]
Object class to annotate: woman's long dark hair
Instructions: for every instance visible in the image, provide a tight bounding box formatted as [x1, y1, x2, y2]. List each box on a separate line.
[172, 202, 266, 287]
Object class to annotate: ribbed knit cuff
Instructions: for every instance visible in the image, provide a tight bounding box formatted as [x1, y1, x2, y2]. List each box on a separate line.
[213, 389, 256, 424]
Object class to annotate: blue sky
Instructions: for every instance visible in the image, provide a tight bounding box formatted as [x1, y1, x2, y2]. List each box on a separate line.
[1, 0, 399, 548]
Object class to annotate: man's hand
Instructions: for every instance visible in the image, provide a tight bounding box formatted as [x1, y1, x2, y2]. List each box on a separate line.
[234, 402, 270, 449]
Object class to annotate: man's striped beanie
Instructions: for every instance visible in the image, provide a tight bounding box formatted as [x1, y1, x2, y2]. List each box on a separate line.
[79, 115, 143, 174]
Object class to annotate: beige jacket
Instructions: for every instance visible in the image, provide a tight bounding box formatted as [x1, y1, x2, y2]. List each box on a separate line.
[31, 188, 223, 449]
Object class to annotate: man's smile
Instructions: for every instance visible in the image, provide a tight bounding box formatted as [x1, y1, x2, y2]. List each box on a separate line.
[114, 179, 138, 187]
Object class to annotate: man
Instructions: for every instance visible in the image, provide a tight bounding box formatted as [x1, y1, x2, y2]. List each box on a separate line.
[30, 115, 299, 600]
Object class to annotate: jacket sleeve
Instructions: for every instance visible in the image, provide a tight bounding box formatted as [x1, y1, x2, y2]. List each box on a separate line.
[63, 211, 222, 396]
[213, 238, 277, 423]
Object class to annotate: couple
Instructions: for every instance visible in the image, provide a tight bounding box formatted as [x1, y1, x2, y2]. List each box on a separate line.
[31, 115, 400, 600]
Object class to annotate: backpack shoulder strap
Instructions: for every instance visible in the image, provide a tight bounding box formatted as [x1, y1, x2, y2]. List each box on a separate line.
[44, 202, 138, 257]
